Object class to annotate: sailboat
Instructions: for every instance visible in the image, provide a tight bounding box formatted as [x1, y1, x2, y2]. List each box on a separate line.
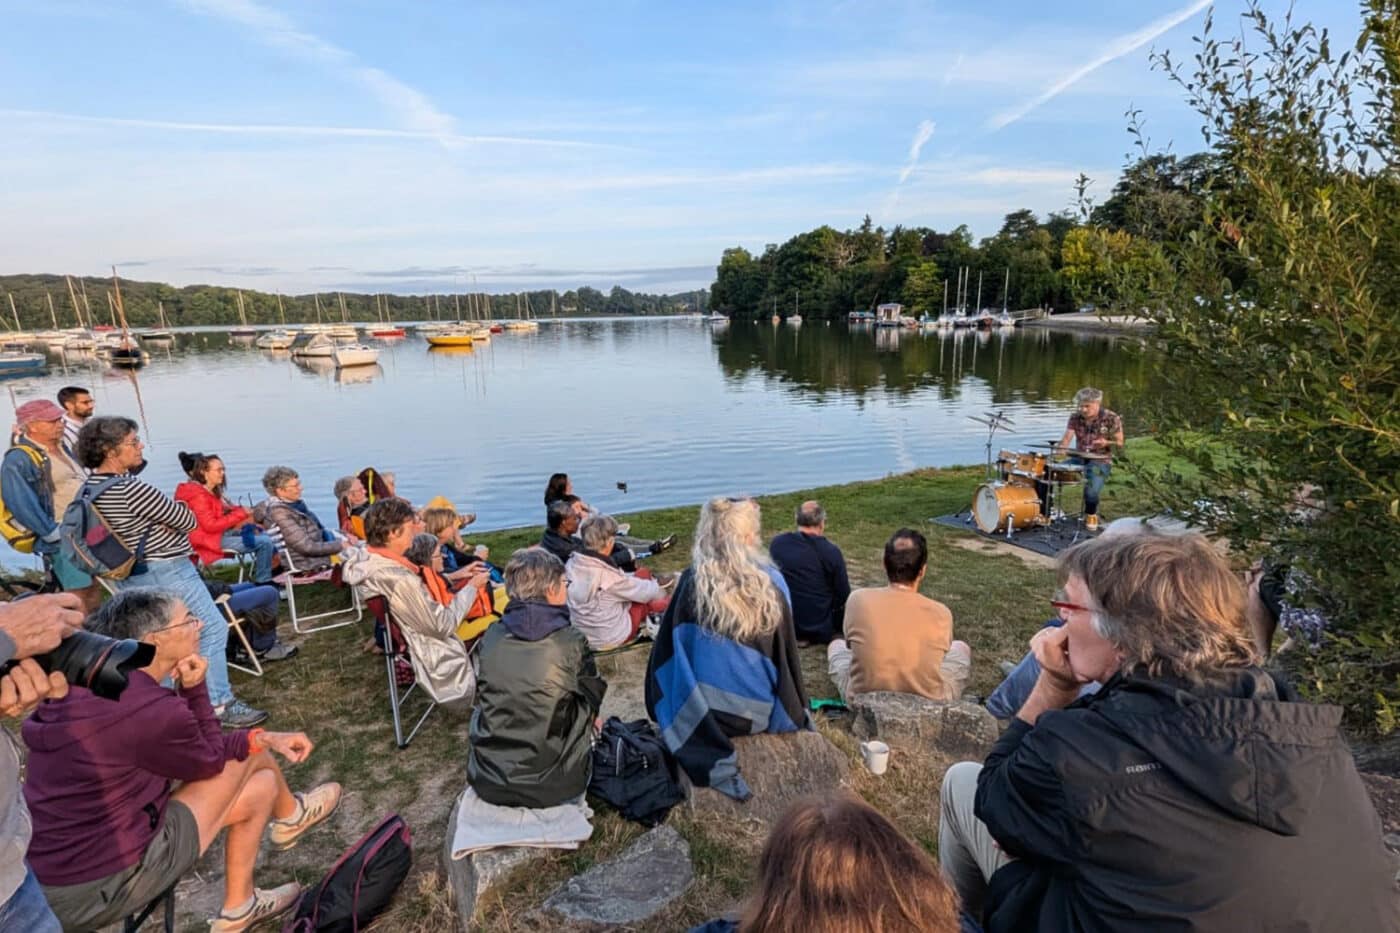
[2, 295, 32, 347]
[330, 294, 358, 339]
[502, 293, 539, 331]
[369, 294, 406, 338]
[787, 290, 803, 325]
[37, 293, 67, 344]
[106, 271, 148, 368]
[256, 293, 298, 349]
[142, 302, 175, 341]
[229, 291, 256, 338]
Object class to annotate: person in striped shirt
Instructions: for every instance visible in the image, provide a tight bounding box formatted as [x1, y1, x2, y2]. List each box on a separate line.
[73, 416, 267, 729]
[56, 387, 92, 455]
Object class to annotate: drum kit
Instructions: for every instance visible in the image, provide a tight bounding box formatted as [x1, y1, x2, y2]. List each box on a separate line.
[966, 411, 1108, 536]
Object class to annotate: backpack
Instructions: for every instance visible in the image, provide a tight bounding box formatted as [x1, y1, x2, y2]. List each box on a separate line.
[283, 814, 412, 933]
[57, 476, 151, 579]
[588, 717, 686, 827]
[0, 443, 47, 554]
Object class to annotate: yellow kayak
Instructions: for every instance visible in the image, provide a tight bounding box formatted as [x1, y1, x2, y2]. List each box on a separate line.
[426, 333, 475, 347]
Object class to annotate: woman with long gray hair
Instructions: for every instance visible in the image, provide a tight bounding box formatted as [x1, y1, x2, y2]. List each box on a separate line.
[646, 497, 810, 801]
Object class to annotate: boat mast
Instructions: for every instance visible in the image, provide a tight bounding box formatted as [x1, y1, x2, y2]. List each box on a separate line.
[454, 292, 462, 324]
[79, 279, 94, 327]
[943, 280, 948, 316]
[46, 292, 58, 329]
[7, 293, 20, 333]
[313, 293, 324, 324]
[975, 272, 983, 313]
[110, 268, 133, 339]
[65, 277, 84, 328]
[1002, 268, 1010, 313]
[236, 291, 249, 327]
[276, 292, 287, 327]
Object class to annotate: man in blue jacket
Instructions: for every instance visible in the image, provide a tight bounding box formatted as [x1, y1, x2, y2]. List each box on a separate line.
[768, 500, 850, 645]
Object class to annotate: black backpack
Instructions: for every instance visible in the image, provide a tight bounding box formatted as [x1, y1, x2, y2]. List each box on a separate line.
[588, 717, 686, 827]
[283, 814, 412, 933]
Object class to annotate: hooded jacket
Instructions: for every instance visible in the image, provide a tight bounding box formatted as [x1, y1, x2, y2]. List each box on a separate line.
[21, 673, 249, 887]
[565, 549, 663, 649]
[468, 600, 606, 809]
[975, 668, 1400, 933]
[342, 548, 479, 704]
[174, 481, 251, 566]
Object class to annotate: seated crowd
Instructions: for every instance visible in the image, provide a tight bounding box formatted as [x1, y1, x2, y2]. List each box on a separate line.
[1, 392, 1396, 932]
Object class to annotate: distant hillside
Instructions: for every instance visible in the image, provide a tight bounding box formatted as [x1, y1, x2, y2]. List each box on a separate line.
[0, 273, 708, 329]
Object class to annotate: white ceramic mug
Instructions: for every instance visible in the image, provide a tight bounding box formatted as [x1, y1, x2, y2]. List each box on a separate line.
[860, 740, 890, 775]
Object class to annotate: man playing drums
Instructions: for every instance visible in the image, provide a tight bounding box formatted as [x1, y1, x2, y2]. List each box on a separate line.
[1055, 387, 1124, 531]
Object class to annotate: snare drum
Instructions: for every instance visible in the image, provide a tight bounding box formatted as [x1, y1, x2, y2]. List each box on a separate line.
[973, 482, 1043, 533]
[1046, 461, 1085, 485]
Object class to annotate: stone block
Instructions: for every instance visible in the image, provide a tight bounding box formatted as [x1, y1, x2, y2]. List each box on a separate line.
[439, 796, 556, 931]
[849, 691, 999, 759]
[686, 729, 851, 828]
[544, 825, 693, 924]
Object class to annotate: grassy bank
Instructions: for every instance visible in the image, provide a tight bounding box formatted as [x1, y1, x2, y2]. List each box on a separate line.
[106, 443, 1164, 930]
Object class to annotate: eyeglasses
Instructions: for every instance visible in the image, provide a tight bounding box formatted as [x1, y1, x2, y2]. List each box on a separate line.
[1050, 599, 1093, 614]
[151, 615, 201, 634]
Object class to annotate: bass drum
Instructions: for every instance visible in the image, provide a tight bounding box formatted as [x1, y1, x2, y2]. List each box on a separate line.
[973, 483, 1042, 534]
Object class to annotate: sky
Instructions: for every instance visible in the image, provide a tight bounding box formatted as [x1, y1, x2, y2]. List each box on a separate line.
[0, 1, 1357, 296]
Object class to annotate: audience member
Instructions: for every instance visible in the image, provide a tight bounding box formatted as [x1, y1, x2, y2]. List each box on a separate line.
[544, 472, 573, 506]
[422, 506, 488, 575]
[827, 528, 970, 702]
[176, 451, 277, 585]
[341, 499, 486, 706]
[23, 589, 340, 932]
[357, 466, 394, 504]
[768, 500, 850, 645]
[939, 532, 1399, 930]
[206, 578, 297, 664]
[566, 514, 669, 650]
[690, 793, 971, 933]
[333, 475, 368, 541]
[646, 496, 809, 800]
[540, 497, 582, 563]
[254, 465, 349, 574]
[1, 400, 97, 607]
[56, 385, 92, 454]
[0, 593, 84, 933]
[77, 417, 265, 727]
[469, 548, 606, 808]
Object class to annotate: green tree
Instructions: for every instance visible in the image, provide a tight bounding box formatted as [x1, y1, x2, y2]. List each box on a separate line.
[1116, 1, 1400, 731]
[901, 260, 942, 314]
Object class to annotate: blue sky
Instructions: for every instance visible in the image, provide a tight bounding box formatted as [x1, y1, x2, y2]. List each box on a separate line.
[0, 1, 1355, 295]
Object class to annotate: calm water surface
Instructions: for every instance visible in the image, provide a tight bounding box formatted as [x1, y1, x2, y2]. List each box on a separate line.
[3, 318, 1148, 557]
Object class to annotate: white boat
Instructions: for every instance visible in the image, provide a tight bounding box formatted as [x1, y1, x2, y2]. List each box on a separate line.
[62, 332, 97, 351]
[255, 330, 297, 350]
[787, 314, 803, 325]
[142, 301, 175, 341]
[229, 291, 256, 337]
[332, 344, 379, 368]
[291, 333, 336, 358]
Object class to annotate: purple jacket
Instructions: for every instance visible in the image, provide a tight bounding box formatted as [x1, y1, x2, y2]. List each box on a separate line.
[21, 672, 250, 886]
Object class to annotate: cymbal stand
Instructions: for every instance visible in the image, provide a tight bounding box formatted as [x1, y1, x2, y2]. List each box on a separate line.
[968, 411, 1015, 480]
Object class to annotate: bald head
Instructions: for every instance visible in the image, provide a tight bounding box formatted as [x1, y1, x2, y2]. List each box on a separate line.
[796, 500, 826, 533]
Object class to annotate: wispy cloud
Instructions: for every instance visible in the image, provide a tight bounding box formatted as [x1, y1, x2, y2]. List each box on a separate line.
[988, 0, 1212, 130]
[898, 120, 936, 184]
[0, 109, 625, 151]
[175, 0, 457, 140]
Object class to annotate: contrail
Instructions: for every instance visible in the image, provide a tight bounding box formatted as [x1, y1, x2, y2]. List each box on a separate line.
[0, 108, 625, 150]
[899, 120, 937, 183]
[988, 0, 1213, 130]
[176, 0, 458, 141]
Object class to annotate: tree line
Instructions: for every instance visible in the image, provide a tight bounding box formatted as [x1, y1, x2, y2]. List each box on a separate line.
[0, 275, 708, 330]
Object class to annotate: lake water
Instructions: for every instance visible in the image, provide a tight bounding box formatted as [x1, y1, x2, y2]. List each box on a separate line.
[2, 318, 1147, 561]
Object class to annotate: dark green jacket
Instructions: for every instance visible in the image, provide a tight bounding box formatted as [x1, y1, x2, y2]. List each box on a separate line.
[467, 600, 606, 808]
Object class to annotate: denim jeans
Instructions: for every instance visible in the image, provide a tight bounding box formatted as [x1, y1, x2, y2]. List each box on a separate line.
[121, 557, 234, 707]
[220, 529, 276, 584]
[1077, 459, 1112, 515]
[0, 867, 61, 933]
[985, 619, 1098, 719]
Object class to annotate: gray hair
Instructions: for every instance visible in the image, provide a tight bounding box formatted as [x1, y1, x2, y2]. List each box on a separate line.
[579, 514, 618, 551]
[795, 500, 825, 528]
[332, 475, 357, 499]
[74, 416, 139, 470]
[86, 587, 185, 640]
[404, 533, 440, 567]
[506, 547, 565, 601]
[1073, 387, 1104, 407]
[262, 465, 299, 496]
[546, 498, 576, 532]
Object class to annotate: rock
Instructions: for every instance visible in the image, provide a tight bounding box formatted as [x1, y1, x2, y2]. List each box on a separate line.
[849, 691, 999, 759]
[439, 796, 556, 931]
[686, 729, 851, 828]
[544, 825, 693, 924]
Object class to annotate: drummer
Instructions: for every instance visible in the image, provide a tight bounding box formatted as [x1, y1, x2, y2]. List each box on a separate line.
[1055, 387, 1124, 531]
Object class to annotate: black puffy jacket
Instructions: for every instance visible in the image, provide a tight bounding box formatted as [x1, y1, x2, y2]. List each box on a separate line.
[467, 600, 606, 808]
[975, 668, 1399, 933]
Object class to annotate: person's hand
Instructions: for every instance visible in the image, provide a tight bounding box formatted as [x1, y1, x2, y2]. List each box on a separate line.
[0, 660, 67, 718]
[465, 565, 491, 586]
[172, 654, 207, 689]
[1030, 626, 1086, 693]
[263, 731, 314, 763]
[0, 593, 84, 659]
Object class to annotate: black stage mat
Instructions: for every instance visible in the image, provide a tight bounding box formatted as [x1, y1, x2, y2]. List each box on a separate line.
[931, 510, 1091, 558]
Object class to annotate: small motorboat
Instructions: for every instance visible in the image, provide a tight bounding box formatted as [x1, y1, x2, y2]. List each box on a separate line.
[426, 330, 475, 348]
[0, 352, 46, 376]
[332, 344, 380, 368]
[255, 330, 297, 350]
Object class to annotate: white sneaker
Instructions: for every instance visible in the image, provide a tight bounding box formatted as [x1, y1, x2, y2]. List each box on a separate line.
[208, 883, 301, 932]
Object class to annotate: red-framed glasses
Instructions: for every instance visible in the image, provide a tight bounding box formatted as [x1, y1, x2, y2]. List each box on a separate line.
[1050, 599, 1093, 614]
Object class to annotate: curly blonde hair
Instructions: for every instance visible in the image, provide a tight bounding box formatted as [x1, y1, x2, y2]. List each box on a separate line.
[692, 497, 786, 644]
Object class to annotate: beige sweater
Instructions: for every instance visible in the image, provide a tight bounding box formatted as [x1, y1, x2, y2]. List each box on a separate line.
[843, 585, 955, 700]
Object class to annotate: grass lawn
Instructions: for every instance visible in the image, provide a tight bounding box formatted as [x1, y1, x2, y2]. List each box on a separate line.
[87, 441, 1165, 931]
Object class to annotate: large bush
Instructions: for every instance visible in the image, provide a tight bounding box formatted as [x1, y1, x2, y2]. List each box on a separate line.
[1119, 2, 1400, 731]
